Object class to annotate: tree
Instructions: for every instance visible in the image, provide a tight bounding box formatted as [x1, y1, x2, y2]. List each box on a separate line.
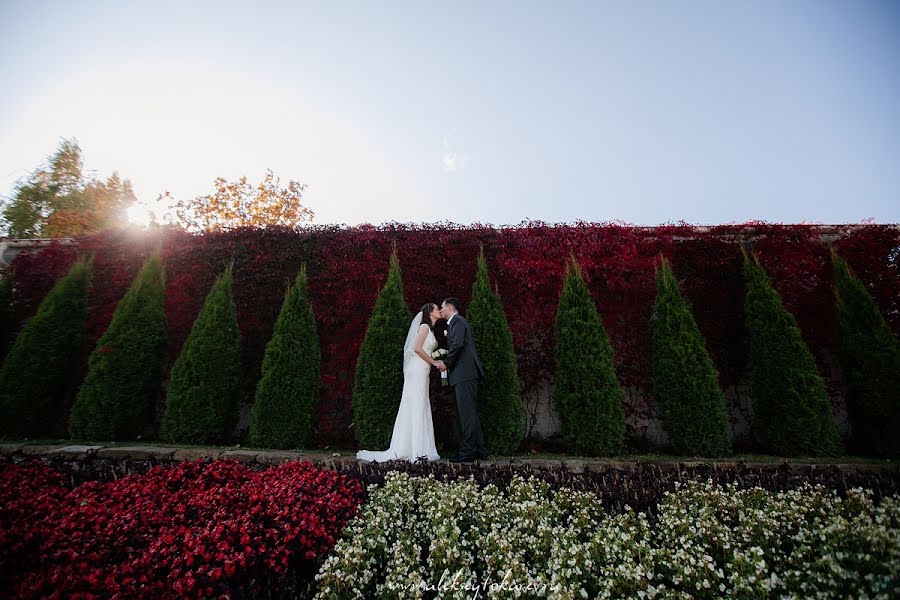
[2, 139, 83, 237]
[163, 169, 313, 232]
[45, 173, 137, 237]
[0, 257, 92, 438]
[0, 139, 137, 238]
[161, 265, 241, 444]
[250, 265, 321, 449]
[743, 252, 841, 456]
[553, 258, 625, 456]
[650, 257, 731, 456]
[467, 247, 525, 455]
[69, 252, 167, 441]
[832, 249, 900, 457]
[353, 248, 410, 449]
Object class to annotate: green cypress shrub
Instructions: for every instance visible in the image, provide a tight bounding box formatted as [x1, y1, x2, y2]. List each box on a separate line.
[743, 252, 841, 456]
[0, 257, 91, 438]
[160, 264, 240, 444]
[832, 249, 900, 457]
[353, 248, 410, 449]
[553, 258, 625, 456]
[651, 257, 731, 456]
[250, 265, 320, 449]
[68, 252, 167, 441]
[467, 247, 525, 455]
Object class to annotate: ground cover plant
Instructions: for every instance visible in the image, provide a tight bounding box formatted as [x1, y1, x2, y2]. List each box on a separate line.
[3, 454, 898, 598]
[0, 458, 364, 599]
[316, 471, 900, 599]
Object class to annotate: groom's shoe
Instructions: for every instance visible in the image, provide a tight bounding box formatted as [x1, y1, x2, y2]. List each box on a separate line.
[448, 454, 475, 463]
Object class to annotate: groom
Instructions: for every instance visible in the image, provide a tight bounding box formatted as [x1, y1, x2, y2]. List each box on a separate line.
[437, 297, 488, 462]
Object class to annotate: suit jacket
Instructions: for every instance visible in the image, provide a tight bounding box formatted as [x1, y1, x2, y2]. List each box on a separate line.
[444, 314, 485, 386]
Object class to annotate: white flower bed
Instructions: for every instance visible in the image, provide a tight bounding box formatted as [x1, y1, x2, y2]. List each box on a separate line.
[315, 473, 900, 599]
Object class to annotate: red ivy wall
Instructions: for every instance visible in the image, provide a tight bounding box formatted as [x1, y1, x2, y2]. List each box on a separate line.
[6, 223, 899, 448]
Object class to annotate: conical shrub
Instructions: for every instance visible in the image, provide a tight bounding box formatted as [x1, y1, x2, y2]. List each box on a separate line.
[0, 257, 91, 437]
[353, 247, 411, 449]
[69, 252, 167, 441]
[250, 265, 320, 449]
[832, 249, 900, 457]
[467, 247, 525, 455]
[553, 258, 625, 456]
[161, 264, 240, 444]
[743, 252, 840, 456]
[651, 257, 731, 456]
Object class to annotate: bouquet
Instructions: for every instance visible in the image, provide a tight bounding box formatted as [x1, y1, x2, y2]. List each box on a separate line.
[431, 348, 449, 386]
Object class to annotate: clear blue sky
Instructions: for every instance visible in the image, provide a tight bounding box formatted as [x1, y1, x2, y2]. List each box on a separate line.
[1, 0, 898, 226]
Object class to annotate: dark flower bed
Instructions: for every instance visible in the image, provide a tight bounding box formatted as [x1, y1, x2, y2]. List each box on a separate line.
[2, 454, 897, 597]
[0, 458, 364, 599]
[328, 458, 900, 519]
[12, 454, 899, 519]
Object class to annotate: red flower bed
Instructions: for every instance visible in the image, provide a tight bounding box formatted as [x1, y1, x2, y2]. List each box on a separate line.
[6, 223, 899, 446]
[0, 458, 364, 599]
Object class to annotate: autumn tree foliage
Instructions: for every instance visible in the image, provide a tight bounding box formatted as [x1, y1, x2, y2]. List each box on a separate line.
[0, 139, 137, 238]
[163, 170, 313, 232]
[45, 173, 137, 237]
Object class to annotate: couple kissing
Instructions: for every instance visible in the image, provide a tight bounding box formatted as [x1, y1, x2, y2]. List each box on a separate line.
[356, 298, 487, 464]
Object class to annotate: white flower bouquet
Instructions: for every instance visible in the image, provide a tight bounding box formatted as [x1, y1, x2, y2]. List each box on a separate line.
[431, 348, 449, 386]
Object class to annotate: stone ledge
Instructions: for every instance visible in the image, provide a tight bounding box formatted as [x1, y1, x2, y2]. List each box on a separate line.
[1, 443, 895, 476]
[96, 446, 178, 461]
[49, 445, 104, 459]
[560, 459, 587, 474]
[512, 458, 561, 470]
[220, 450, 261, 463]
[20, 444, 68, 456]
[256, 451, 305, 465]
[173, 448, 223, 462]
[0, 443, 25, 455]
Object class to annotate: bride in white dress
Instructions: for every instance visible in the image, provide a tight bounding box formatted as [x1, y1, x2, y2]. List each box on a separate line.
[356, 303, 443, 463]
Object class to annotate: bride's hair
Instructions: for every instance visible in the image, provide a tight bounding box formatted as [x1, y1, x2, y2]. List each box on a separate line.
[419, 303, 437, 329]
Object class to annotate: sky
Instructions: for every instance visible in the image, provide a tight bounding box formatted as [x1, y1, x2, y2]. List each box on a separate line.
[1, 0, 899, 227]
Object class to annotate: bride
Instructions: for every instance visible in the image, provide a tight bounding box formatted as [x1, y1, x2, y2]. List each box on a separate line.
[356, 303, 444, 463]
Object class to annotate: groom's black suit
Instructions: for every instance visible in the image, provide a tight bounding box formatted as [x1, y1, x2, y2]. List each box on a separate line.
[444, 314, 487, 459]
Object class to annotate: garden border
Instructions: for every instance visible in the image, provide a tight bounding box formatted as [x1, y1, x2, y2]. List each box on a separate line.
[2, 442, 896, 475]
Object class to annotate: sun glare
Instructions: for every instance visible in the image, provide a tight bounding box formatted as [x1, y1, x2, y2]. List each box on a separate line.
[126, 203, 154, 227]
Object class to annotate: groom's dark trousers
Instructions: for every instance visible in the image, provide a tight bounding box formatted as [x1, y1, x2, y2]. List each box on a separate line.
[454, 380, 486, 458]
[445, 315, 487, 458]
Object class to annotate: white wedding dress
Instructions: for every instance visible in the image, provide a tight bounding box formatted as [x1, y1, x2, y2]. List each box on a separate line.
[356, 314, 441, 463]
